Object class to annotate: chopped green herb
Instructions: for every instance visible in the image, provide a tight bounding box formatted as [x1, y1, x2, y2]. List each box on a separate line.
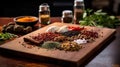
[0, 33, 18, 41]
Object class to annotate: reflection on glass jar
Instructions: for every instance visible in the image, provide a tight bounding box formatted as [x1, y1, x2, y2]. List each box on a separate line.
[39, 3, 50, 25]
[61, 10, 73, 23]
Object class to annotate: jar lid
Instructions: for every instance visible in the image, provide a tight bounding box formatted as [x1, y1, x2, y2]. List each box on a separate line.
[74, 0, 84, 6]
[75, 0, 84, 2]
[39, 3, 49, 11]
[62, 10, 72, 17]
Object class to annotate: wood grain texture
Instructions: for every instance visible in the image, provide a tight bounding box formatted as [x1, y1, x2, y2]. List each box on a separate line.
[0, 23, 116, 67]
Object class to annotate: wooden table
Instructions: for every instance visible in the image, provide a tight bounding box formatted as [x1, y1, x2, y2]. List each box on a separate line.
[0, 17, 120, 67]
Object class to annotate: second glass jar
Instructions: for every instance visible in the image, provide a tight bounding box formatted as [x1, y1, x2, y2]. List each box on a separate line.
[61, 10, 73, 23]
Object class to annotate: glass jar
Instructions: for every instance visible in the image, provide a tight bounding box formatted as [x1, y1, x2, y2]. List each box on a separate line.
[61, 10, 73, 23]
[39, 3, 50, 25]
[74, 0, 85, 24]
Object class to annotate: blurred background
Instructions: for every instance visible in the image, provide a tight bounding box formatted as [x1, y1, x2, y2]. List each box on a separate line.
[0, 0, 120, 17]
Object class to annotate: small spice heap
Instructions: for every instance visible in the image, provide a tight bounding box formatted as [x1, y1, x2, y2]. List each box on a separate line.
[41, 41, 60, 49]
[59, 41, 82, 51]
[32, 32, 61, 42]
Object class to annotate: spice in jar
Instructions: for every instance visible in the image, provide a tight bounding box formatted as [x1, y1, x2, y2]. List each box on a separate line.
[39, 3, 50, 25]
[61, 10, 73, 23]
[74, 0, 85, 24]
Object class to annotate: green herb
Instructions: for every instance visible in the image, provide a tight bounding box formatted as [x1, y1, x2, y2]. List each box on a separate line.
[79, 9, 120, 28]
[41, 41, 60, 49]
[0, 33, 18, 41]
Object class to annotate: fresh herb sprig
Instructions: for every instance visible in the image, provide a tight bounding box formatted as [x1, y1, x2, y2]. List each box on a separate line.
[80, 9, 120, 28]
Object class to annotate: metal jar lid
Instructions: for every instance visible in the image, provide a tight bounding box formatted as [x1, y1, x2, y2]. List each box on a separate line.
[74, 0, 84, 6]
[62, 10, 73, 17]
[39, 3, 50, 11]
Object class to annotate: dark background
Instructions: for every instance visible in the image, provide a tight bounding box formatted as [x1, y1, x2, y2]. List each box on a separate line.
[0, 0, 119, 17]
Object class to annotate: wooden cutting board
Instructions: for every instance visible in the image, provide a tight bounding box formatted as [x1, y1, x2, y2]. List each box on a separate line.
[0, 23, 116, 67]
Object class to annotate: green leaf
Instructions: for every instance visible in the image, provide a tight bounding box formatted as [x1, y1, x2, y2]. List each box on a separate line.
[83, 12, 87, 18]
[96, 9, 102, 12]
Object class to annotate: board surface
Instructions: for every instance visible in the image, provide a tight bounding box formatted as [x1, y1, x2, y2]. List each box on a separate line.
[0, 23, 116, 67]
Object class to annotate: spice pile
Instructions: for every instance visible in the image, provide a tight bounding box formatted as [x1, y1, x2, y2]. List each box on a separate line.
[23, 25, 100, 51]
